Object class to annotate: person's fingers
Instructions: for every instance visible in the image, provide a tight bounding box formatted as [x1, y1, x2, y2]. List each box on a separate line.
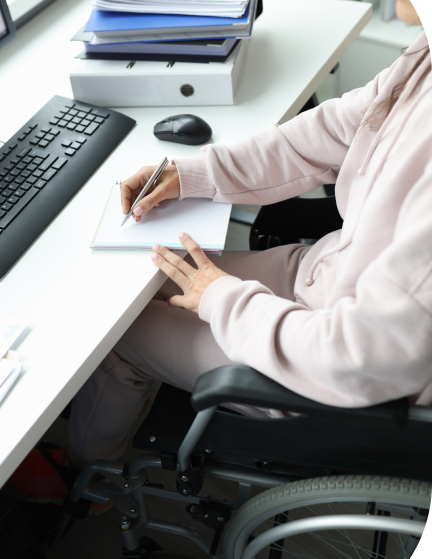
[151, 251, 189, 291]
[179, 233, 211, 269]
[152, 244, 196, 278]
[167, 295, 188, 309]
[133, 184, 168, 216]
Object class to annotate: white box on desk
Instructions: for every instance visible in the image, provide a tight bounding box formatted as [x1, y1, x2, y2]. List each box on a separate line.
[70, 39, 249, 107]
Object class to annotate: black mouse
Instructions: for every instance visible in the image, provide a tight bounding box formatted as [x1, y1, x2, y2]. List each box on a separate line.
[153, 114, 212, 146]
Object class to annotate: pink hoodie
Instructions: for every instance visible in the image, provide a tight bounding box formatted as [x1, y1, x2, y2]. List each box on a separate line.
[174, 32, 432, 408]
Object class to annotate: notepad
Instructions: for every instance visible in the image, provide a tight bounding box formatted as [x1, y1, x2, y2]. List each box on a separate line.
[91, 183, 232, 255]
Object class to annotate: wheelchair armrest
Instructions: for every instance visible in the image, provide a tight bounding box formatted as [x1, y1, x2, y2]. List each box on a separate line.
[191, 365, 409, 426]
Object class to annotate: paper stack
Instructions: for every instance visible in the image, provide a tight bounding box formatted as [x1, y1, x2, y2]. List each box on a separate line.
[0, 313, 26, 405]
[92, 0, 251, 18]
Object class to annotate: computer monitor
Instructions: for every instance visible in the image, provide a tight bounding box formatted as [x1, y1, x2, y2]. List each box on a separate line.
[0, 0, 16, 51]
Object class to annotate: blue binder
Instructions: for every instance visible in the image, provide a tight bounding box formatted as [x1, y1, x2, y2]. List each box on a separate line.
[85, 1, 254, 37]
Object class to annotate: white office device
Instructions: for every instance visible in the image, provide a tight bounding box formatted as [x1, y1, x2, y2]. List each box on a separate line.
[70, 38, 249, 106]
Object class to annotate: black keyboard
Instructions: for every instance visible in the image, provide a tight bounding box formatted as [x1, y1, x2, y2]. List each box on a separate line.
[0, 95, 136, 279]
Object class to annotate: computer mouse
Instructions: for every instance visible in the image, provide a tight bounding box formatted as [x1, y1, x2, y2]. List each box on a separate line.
[153, 114, 212, 146]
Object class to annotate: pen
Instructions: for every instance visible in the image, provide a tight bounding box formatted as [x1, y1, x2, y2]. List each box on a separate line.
[121, 156, 169, 227]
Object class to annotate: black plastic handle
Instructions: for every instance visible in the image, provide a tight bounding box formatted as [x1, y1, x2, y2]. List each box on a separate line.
[191, 365, 409, 426]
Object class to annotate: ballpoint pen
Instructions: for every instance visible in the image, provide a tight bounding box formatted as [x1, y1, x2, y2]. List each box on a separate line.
[120, 156, 169, 227]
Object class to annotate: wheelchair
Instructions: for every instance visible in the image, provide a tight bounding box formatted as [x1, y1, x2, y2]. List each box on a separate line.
[57, 194, 432, 559]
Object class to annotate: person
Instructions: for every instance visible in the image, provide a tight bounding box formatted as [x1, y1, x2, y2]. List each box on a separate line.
[7, 0, 432, 502]
[66, 0, 432, 467]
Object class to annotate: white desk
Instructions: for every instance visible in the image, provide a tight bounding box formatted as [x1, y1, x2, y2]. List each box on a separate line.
[0, 0, 371, 487]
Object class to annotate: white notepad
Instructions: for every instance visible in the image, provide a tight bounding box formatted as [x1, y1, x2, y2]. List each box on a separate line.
[91, 183, 232, 255]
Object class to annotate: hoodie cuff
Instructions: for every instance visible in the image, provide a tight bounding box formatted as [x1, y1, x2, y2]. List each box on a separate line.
[174, 155, 216, 200]
[199, 275, 243, 323]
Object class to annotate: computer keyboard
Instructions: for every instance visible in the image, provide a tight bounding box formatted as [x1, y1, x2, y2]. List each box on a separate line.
[0, 95, 136, 279]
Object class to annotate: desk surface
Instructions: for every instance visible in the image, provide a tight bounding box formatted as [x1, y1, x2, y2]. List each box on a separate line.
[0, 0, 371, 487]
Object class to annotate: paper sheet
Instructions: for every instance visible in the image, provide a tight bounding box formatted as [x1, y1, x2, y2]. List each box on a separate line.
[0, 359, 23, 404]
[0, 314, 27, 360]
[92, 0, 250, 18]
[91, 183, 232, 254]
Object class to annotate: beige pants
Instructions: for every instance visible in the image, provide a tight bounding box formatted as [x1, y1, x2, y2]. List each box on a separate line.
[68, 244, 308, 465]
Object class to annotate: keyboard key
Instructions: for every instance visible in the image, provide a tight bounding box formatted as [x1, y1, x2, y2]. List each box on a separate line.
[29, 139, 39, 145]
[0, 171, 7, 177]
[64, 114, 73, 122]
[49, 118, 59, 125]
[59, 108, 69, 114]
[4, 149, 11, 155]
[13, 177, 25, 185]
[7, 196, 19, 205]
[76, 125, 85, 133]
[66, 123, 76, 131]
[0, 155, 5, 162]
[17, 148, 32, 159]
[42, 169, 57, 181]
[61, 140, 72, 148]
[84, 123, 99, 135]
[27, 164, 37, 172]
[19, 183, 31, 191]
[33, 170, 44, 178]
[39, 154, 58, 171]
[10, 169, 20, 177]
[72, 117, 81, 125]
[22, 157, 32, 165]
[77, 111, 87, 119]
[3, 189, 13, 197]
[86, 114, 95, 122]
[36, 132, 45, 139]
[74, 103, 92, 113]
[33, 158, 43, 166]
[52, 157, 67, 170]
[18, 134, 26, 141]
[65, 148, 76, 156]
[1, 203, 12, 211]
[7, 183, 18, 192]
[95, 117, 105, 125]
[45, 134, 55, 141]
[3, 176, 13, 183]
[0, 211, 5, 219]
[10, 158, 19, 165]
[54, 113, 63, 120]
[34, 179, 47, 189]
[70, 142, 81, 150]
[58, 120, 68, 128]
[23, 128, 32, 135]
[81, 119, 91, 127]
[29, 150, 49, 160]
[25, 176, 37, 185]
[21, 171, 31, 178]
[41, 127, 51, 133]
[15, 189, 26, 198]
[69, 109, 78, 116]
[39, 140, 49, 148]
[51, 129, 60, 136]
[5, 164, 15, 171]
[91, 108, 109, 118]
[65, 102, 75, 108]
[16, 163, 26, 171]
[29, 124, 38, 130]
[0, 187, 39, 229]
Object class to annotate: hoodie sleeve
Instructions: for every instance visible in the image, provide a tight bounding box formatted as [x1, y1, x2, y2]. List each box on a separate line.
[174, 60, 399, 206]
[198, 159, 432, 408]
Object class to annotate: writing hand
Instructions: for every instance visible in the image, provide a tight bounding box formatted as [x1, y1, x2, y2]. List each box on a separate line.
[120, 163, 180, 222]
[151, 233, 229, 313]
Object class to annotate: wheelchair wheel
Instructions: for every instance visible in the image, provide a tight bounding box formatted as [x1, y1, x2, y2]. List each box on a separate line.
[224, 476, 431, 559]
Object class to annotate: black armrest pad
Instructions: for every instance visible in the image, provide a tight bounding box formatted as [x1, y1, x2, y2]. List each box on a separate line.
[191, 365, 409, 426]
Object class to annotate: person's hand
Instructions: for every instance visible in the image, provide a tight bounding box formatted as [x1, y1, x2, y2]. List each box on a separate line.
[120, 164, 180, 223]
[151, 233, 230, 313]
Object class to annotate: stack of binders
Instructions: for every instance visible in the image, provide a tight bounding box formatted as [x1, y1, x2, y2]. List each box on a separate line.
[70, 0, 262, 107]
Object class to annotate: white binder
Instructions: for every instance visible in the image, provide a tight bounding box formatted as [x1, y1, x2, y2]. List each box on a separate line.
[70, 39, 249, 107]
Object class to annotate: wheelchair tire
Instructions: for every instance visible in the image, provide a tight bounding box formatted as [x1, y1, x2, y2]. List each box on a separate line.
[223, 475, 431, 559]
